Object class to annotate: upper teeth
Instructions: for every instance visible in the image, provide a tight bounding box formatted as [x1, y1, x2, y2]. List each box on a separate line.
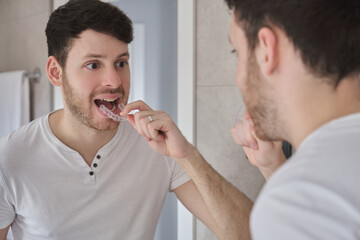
[102, 98, 117, 102]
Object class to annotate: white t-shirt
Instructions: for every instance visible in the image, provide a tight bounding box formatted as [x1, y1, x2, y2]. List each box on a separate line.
[251, 113, 360, 239]
[0, 114, 190, 240]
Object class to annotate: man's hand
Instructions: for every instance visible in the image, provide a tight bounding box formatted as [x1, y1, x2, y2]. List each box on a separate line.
[120, 100, 194, 159]
[231, 112, 286, 179]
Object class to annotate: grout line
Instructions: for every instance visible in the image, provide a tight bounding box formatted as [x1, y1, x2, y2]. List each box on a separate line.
[197, 84, 238, 88]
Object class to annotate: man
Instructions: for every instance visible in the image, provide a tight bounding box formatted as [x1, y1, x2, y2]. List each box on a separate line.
[121, 0, 360, 239]
[0, 1, 222, 239]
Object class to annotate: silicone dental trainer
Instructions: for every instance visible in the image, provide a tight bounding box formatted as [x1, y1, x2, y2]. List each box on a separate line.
[99, 103, 125, 122]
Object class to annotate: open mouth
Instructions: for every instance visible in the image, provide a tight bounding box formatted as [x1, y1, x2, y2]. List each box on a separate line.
[94, 98, 120, 112]
[94, 98, 125, 121]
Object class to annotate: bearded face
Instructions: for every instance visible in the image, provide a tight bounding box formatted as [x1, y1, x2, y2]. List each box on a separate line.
[229, 11, 287, 142]
[57, 30, 131, 131]
[242, 53, 283, 141]
[62, 73, 127, 131]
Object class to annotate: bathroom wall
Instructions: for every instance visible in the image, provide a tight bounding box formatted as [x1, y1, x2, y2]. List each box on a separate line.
[0, 0, 52, 120]
[195, 0, 266, 239]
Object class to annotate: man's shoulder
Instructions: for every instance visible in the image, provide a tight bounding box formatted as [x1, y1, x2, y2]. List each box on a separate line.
[303, 113, 360, 150]
[0, 115, 51, 177]
[0, 116, 45, 154]
[253, 114, 360, 236]
[252, 115, 360, 238]
[252, 148, 360, 239]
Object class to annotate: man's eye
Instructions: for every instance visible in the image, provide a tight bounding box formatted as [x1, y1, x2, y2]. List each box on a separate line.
[117, 61, 128, 68]
[85, 63, 99, 70]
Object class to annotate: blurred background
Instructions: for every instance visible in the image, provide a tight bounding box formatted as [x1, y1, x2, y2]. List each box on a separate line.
[0, 0, 265, 239]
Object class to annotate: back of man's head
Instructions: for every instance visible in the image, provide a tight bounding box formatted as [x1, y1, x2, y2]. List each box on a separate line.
[45, 0, 133, 68]
[225, 0, 360, 87]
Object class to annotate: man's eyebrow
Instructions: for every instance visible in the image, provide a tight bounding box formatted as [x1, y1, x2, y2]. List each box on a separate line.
[82, 52, 130, 59]
[82, 53, 105, 59]
[116, 52, 130, 58]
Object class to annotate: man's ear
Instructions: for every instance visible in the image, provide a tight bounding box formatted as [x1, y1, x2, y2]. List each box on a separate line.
[256, 27, 278, 76]
[46, 56, 63, 86]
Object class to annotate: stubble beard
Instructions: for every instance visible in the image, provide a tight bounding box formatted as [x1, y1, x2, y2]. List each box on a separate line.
[62, 75, 120, 131]
[243, 54, 283, 141]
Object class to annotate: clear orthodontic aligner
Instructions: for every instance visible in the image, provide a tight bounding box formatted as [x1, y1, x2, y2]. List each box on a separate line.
[99, 103, 126, 122]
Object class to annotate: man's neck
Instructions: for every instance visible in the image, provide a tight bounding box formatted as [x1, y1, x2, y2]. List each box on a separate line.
[48, 109, 118, 166]
[288, 76, 360, 149]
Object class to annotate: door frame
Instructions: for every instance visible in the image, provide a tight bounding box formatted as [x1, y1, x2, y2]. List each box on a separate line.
[177, 0, 196, 239]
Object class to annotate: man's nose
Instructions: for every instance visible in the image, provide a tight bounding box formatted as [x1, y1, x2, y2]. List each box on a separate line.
[102, 67, 121, 88]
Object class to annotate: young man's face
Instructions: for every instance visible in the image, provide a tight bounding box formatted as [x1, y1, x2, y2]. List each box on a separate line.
[61, 29, 130, 130]
[229, 12, 280, 141]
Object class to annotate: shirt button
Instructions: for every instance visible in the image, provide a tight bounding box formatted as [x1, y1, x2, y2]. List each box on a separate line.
[96, 155, 101, 160]
[89, 171, 94, 176]
[93, 163, 98, 168]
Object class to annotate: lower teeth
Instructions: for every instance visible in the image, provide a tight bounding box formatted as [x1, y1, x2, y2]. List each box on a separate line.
[99, 103, 125, 122]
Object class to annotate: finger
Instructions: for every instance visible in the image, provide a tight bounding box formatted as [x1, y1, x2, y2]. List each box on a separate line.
[231, 127, 246, 145]
[148, 121, 165, 142]
[134, 110, 167, 140]
[246, 121, 259, 150]
[120, 100, 152, 116]
[247, 124, 258, 150]
[243, 111, 251, 120]
[249, 125, 284, 157]
[231, 119, 258, 149]
[250, 125, 275, 152]
[128, 110, 147, 139]
[133, 111, 153, 139]
[126, 113, 151, 141]
[146, 111, 170, 141]
[126, 114, 136, 128]
[242, 146, 258, 167]
[231, 124, 251, 147]
[146, 111, 175, 140]
[242, 117, 257, 147]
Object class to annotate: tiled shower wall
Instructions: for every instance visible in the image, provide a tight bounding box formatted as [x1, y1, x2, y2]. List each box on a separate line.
[0, 0, 52, 119]
[195, 0, 266, 239]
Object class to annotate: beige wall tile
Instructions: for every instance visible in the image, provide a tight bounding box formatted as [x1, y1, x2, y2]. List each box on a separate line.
[197, 0, 237, 87]
[195, 86, 265, 238]
[197, 86, 265, 198]
[196, 3, 265, 240]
